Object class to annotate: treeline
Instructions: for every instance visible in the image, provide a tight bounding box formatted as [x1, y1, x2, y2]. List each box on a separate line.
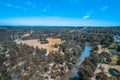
[0, 27, 120, 80]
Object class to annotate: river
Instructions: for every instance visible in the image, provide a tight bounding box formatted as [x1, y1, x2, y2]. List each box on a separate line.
[70, 45, 91, 80]
[76, 46, 91, 66]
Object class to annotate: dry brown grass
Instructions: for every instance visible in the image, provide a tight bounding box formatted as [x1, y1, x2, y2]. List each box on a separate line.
[111, 55, 118, 64]
[102, 64, 120, 77]
[16, 38, 64, 54]
[21, 34, 30, 38]
[98, 48, 110, 54]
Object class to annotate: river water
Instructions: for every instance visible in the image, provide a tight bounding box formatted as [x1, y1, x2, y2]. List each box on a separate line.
[109, 68, 120, 77]
[70, 45, 91, 80]
[76, 46, 91, 66]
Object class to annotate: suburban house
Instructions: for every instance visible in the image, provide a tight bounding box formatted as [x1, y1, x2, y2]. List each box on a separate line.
[113, 35, 120, 45]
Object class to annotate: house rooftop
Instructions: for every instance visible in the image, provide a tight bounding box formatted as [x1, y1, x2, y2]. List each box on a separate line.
[113, 35, 120, 39]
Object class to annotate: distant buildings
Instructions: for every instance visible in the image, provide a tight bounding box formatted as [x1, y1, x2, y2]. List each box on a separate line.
[30, 30, 33, 34]
[11, 34, 18, 40]
[11, 32, 19, 40]
[113, 35, 120, 45]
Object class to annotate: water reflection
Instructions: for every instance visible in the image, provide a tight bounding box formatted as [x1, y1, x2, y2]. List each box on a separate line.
[71, 46, 91, 80]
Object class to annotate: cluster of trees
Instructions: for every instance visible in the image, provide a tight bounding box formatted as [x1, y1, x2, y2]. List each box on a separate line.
[116, 45, 120, 51]
[117, 54, 120, 65]
[77, 52, 100, 80]
[99, 51, 111, 64]
[39, 38, 49, 44]
[0, 41, 49, 79]
[0, 29, 11, 42]
[95, 72, 117, 80]
[0, 27, 120, 80]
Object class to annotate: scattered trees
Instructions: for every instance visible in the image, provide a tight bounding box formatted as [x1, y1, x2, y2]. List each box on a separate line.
[0, 27, 120, 80]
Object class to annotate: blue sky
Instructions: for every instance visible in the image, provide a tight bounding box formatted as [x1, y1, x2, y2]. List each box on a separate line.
[0, 0, 120, 26]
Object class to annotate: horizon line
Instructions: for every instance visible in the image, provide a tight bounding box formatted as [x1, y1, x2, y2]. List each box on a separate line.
[0, 25, 120, 27]
[0, 17, 119, 26]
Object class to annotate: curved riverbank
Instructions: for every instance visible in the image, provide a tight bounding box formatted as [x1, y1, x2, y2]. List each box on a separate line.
[69, 45, 91, 80]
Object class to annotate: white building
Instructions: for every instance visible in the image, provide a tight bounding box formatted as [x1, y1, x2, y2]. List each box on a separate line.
[113, 35, 120, 45]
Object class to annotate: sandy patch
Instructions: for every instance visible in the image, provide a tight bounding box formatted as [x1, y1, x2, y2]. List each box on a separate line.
[111, 55, 118, 64]
[101, 64, 120, 77]
[21, 34, 31, 38]
[98, 45, 111, 54]
[16, 38, 64, 55]
[98, 48, 110, 54]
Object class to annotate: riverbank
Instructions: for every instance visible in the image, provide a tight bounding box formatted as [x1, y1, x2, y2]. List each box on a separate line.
[62, 46, 91, 80]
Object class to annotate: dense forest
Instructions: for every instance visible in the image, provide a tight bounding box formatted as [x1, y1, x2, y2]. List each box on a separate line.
[0, 26, 120, 80]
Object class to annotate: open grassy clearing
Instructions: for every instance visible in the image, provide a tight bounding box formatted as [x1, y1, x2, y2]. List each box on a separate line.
[16, 38, 64, 54]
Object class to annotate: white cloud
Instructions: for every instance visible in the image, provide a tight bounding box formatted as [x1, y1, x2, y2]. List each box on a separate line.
[82, 15, 90, 19]
[101, 6, 108, 12]
[15, 5, 27, 10]
[2, 3, 27, 10]
[82, 10, 93, 19]
[5, 3, 14, 7]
